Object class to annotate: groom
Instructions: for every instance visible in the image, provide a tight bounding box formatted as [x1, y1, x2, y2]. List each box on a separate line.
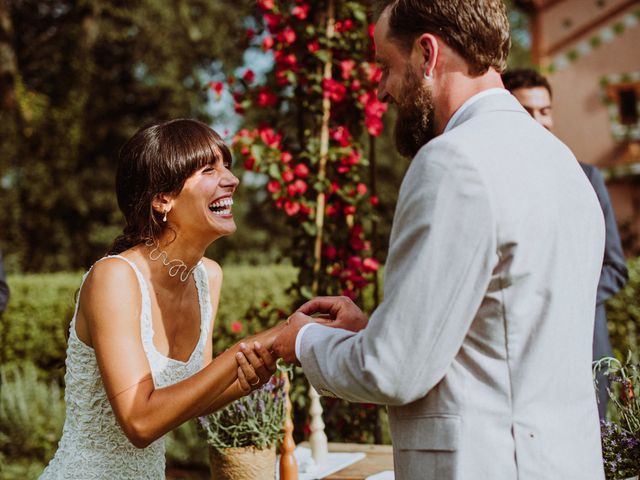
[273, 0, 606, 478]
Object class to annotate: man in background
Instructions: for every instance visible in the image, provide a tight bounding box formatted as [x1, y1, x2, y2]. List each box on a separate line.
[503, 68, 629, 419]
[0, 250, 9, 315]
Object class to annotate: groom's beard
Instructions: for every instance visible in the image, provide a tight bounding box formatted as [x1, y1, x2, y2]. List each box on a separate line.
[394, 66, 436, 159]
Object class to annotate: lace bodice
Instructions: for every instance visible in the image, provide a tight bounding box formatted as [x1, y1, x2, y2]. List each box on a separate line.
[40, 255, 211, 480]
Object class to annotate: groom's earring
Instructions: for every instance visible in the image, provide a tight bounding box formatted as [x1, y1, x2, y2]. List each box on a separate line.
[162, 211, 168, 222]
[424, 71, 432, 81]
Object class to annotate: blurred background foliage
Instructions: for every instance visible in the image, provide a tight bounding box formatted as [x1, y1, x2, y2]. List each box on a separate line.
[0, 0, 530, 273]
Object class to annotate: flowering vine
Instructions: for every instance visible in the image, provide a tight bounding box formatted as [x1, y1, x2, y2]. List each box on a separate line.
[212, 0, 385, 302]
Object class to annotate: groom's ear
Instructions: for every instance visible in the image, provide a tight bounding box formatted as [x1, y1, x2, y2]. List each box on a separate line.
[416, 33, 439, 78]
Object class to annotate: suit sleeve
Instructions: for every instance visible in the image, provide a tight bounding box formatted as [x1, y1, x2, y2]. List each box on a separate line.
[586, 167, 628, 305]
[299, 141, 497, 406]
[0, 251, 9, 313]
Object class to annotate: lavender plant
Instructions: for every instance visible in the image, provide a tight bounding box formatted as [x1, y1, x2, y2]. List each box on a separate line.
[595, 354, 640, 479]
[198, 371, 287, 450]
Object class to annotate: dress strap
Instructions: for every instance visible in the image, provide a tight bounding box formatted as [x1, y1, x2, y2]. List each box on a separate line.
[192, 262, 212, 356]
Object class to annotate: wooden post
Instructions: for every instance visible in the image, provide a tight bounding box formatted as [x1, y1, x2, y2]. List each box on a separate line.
[280, 373, 298, 480]
[311, 0, 336, 296]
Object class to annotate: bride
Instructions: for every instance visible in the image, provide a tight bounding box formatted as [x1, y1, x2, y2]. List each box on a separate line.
[40, 119, 283, 479]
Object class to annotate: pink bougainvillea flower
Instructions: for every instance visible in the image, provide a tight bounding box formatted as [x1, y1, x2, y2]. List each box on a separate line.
[294, 163, 309, 178]
[231, 321, 243, 333]
[344, 205, 356, 215]
[307, 40, 320, 53]
[370, 195, 379, 206]
[356, 183, 367, 195]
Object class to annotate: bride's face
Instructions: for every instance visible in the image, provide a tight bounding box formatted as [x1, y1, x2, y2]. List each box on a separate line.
[167, 156, 240, 241]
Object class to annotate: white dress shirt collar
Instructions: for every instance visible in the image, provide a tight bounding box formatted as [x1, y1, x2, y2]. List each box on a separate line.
[443, 88, 510, 133]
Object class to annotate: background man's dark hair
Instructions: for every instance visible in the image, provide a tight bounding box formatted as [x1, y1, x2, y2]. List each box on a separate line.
[375, 0, 511, 76]
[502, 68, 553, 97]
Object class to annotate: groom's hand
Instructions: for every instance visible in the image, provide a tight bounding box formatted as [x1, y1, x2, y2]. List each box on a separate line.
[297, 296, 368, 332]
[271, 313, 312, 366]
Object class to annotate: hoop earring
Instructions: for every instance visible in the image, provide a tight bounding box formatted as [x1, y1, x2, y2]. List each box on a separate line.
[163, 211, 167, 222]
[424, 72, 432, 81]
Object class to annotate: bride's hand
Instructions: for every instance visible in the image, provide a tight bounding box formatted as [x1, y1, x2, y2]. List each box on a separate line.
[235, 341, 277, 393]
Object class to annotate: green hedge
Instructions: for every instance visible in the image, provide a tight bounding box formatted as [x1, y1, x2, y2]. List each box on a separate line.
[607, 256, 640, 358]
[0, 264, 298, 383]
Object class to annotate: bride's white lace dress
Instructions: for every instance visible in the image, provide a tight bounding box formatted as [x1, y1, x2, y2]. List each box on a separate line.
[40, 255, 211, 479]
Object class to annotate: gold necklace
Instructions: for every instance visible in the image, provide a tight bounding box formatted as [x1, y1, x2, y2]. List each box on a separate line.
[145, 239, 199, 283]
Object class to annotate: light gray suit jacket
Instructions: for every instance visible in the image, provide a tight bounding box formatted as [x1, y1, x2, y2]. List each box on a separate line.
[299, 93, 606, 479]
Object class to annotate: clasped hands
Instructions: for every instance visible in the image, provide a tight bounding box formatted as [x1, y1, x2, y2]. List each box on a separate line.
[234, 296, 368, 392]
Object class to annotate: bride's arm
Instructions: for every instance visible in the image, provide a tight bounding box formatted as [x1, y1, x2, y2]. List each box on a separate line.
[79, 258, 271, 449]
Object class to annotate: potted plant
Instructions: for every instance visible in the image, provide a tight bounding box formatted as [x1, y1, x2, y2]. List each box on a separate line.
[198, 370, 287, 480]
[595, 355, 640, 480]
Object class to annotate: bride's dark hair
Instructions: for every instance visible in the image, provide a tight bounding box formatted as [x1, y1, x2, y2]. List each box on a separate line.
[108, 119, 232, 255]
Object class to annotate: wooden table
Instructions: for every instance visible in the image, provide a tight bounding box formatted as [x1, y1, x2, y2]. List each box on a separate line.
[299, 442, 394, 480]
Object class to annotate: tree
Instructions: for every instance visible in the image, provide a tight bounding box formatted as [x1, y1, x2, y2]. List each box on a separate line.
[0, 0, 253, 272]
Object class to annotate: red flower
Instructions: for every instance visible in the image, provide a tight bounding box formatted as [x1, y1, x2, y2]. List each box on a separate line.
[257, 0, 274, 10]
[267, 180, 281, 193]
[300, 204, 312, 216]
[231, 321, 243, 333]
[262, 35, 275, 51]
[292, 4, 309, 19]
[242, 69, 255, 83]
[246, 28, 256, 40]
[330, 126, 351, 147]
[363, 258, 380, 273]
[208, 81, 224, 96]
[287, 184, 298, 197]
[326, 204, 339, 216]
[368, 23, 375, 39]
[307, 40, 320, 53]
[366, 116, 384, 137]
[293, 179, 308, 195]
[264, 13, 282, 30]
[340, 60, 356, 80]
[356, 183, 367, 195]
[278, 27, 297, 45]
[282, 170, 295, 182]
[244, 157, 256, 170]
[284, 200, 300, 216]
[256, 87, 277, 107]
[259, 127, 281, 148]
[344, 205, 356, 215]
[281, 151, 293, 164]
[323, 79, 347, 102]
[294, 163, 309, 178]
[370, 195, 379, 206]
[334, 19, 353, 33]
[324, 245, 337, 259]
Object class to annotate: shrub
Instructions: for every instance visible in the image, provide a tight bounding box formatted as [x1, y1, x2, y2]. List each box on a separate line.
[607, 256, 640, 358]
[0, 362, 65, 464]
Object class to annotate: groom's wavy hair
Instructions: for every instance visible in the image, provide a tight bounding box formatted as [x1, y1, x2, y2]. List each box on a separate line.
[375, 0, 511, 76]
[108, 118, 232, 255]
